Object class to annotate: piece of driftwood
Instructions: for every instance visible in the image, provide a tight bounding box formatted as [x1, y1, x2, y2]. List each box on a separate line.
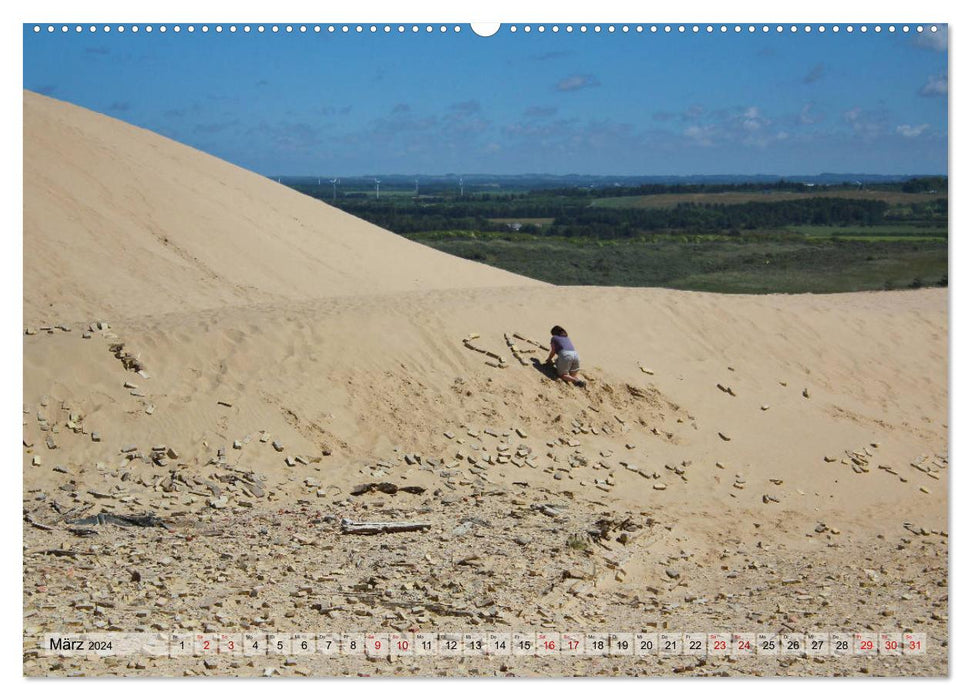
[67, 527, 99, 537]
[24, 513, 55, 531]
[67, 512, 170, 529]
[340, 518, 431, 535]
[27, 548, 98, 558]
[53, 503, 94, 525]
[350, 482, 426, 496]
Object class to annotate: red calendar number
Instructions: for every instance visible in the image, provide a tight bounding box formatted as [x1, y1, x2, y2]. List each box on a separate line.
[738, 640, 751, 651]
[713, 640, 727, 651]
[859, 640, 873, 651]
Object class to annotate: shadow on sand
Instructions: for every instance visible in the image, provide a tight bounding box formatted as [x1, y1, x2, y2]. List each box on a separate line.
[530, 357, 560, 381]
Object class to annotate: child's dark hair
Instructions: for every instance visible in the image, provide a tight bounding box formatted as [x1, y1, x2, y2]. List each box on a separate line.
[550, 325, 568, 337]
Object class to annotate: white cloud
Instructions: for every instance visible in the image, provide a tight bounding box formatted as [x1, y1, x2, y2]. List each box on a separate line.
[737, 106, 771, 136]
[919, 74, 947, 97]
[683, 124, 716, 147]
[554, 74, 600, 92]
[896, 124, 930, 138]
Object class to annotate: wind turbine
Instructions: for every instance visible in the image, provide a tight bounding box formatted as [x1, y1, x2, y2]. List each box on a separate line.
[374, 178, 381, 199]
[415, 178, 419, 196]
[459, 177, 464, 197]
[330, 178, 340, 201]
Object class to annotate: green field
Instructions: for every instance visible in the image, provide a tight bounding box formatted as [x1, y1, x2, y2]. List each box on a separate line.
[486, 217, 556, 229]
[787, 224, 947, 241]
[591, 189, 947, 210]
[408, 233, 947, 294]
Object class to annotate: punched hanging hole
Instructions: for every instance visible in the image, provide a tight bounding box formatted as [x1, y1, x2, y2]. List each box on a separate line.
[471, 23, 500, 37]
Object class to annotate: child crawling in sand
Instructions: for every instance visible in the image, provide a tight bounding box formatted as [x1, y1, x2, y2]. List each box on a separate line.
[546, 325, 587, 387]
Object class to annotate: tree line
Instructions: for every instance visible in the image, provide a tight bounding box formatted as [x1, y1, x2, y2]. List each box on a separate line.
[308, 193, 946, 239]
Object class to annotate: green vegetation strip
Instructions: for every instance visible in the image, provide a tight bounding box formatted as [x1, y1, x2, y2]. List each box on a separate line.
[408, 235, 946, 294]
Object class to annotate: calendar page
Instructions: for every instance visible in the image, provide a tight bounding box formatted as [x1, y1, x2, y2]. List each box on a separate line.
[20, 0, 949, 681]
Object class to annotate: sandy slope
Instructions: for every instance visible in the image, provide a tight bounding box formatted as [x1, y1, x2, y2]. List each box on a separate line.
[23, 91, 542, 324]
[22, 91, 949, 677]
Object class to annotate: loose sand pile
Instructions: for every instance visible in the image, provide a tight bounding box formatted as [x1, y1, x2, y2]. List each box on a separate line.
[22, 91, 948, 677]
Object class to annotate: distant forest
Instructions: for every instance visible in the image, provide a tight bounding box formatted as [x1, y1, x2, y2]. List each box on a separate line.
[294, 177, 947, 239]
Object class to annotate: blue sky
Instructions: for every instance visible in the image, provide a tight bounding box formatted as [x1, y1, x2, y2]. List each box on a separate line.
[22, 22, 948, 176]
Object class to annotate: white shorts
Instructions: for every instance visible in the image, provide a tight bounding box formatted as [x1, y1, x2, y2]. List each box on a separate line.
[556, 350, 580, 375]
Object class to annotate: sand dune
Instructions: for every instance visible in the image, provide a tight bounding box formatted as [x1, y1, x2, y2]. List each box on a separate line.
[23, 90, 542, 324]
[22, 91, 948, 677]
